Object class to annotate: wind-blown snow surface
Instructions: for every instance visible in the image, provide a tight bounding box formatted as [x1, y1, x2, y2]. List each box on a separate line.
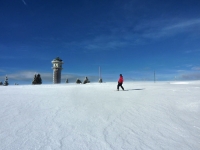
[0, 81, 200, 150]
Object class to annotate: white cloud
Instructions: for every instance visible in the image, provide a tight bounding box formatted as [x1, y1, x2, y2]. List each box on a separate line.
[7, 71, 45, 80]
[63, 35, 129, 52]
[192, 67, 200, 71]
[184, 49, 200, 54]
[62, 73, 99, 83]
[135, 18, 200, 39]
[63, 18, 200, 52]
[22, 0, 27, 5]
[0, 69, 5, 73]
[0, 71, 52, 84]
[164, 19, 200, 31]
[85, 40, 127, 51]
[177, 70, 186, 72]
[0, 71, 99, 84]
[179, 72, 200, 80]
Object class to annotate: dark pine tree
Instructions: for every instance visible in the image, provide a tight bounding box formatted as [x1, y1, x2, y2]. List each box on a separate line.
[36, 74, 42, 84]
[32, 74, 42, 85]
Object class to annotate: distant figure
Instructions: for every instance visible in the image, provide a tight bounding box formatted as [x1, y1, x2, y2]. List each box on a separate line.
[83, 77, 90, 84]
[76, 78, 82, 84]
[117, 74, 124, 91]
[99, 78, 103, 83]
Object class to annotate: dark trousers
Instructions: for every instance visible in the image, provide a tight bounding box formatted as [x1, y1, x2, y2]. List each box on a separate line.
[117, 82, 124, 90]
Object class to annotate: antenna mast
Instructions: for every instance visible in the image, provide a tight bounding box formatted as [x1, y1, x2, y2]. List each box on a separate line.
[98, 66, 103, 83]
[99, 66, 101, 79]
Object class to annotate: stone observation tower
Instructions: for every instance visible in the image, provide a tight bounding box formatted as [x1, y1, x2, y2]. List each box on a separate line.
[52, 57, 63, 84]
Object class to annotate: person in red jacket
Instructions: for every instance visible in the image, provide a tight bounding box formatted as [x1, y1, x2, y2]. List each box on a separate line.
[117, 74, 124, 91]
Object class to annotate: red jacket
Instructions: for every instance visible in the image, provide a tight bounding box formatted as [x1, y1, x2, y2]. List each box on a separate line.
[118, 76, 123, 83]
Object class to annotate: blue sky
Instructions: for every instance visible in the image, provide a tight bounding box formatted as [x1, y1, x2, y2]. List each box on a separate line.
[0, 0, 200, 84]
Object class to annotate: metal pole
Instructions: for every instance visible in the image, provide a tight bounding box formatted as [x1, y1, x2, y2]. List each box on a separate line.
[99, 66, 101, 79]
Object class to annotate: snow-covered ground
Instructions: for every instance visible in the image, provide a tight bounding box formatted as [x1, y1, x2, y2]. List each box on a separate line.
[0, 81, 200, 150]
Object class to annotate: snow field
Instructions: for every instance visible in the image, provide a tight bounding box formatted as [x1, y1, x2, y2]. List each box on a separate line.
[0, 81, 200, 150]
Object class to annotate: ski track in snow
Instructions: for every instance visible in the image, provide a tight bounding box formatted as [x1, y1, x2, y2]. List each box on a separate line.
[0, 82, 200, 150]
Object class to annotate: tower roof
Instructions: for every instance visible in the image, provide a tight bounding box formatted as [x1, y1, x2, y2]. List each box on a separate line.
[53, 57, 62, 62]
